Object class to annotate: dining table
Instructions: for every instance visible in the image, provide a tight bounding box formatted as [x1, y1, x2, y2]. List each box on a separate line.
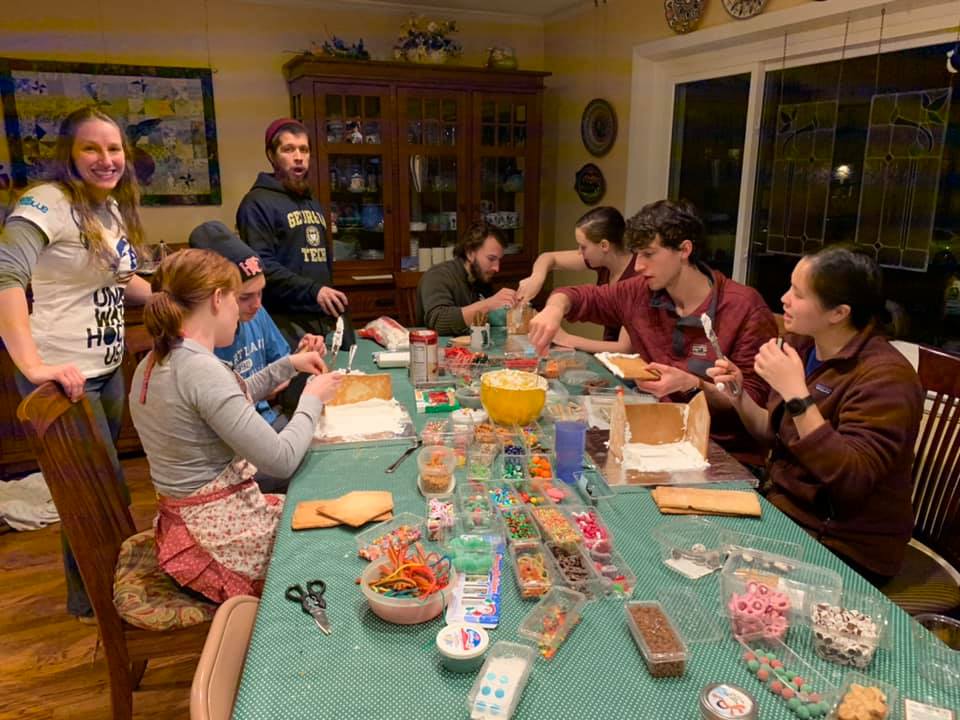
[231, 338, 958, 719]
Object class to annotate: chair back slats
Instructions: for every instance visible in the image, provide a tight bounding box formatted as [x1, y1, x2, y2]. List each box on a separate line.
[16, 383, 136, 621]
[911, 347, 960, 569]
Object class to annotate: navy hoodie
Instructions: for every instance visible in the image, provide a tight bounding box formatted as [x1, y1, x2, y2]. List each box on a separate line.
[236, 172, 333, 315]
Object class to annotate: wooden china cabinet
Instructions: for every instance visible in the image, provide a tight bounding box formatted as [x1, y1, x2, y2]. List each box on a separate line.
[283, 56, 550, 324]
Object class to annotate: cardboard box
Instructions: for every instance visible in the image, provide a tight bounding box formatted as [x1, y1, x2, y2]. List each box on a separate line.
[604, 391, 710, 486]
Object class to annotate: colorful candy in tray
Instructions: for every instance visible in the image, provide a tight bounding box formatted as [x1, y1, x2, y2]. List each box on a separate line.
[509, 544, 555, 599]
[738, 638, 836, 718]
[500, 506, 541, 544]
[528, 454, 553, 481]
[489, 483, 521, 509]
[357, 518, 423, 561]
[502, 444, 527, 480]
[366, 543, 452, 600]
[518, 587, 586, 659]
[426, 496, 456, 542]
[727, 581, 790, 640]
[532, 506, 581, 545]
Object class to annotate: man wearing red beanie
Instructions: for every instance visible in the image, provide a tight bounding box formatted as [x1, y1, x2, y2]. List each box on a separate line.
[237, 118, 352, 348]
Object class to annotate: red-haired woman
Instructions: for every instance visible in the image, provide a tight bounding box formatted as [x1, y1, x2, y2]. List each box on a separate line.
[130, 248, 341, 602]
[0, 106, 151, 619]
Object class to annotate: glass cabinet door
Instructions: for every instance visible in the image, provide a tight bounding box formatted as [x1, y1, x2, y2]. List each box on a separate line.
[473, 93, 539, 262]
[314, 84, 393, 272]
[397, 88, 468, 272]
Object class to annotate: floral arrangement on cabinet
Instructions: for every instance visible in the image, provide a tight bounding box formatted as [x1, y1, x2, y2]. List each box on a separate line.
[393, 16, 462, 64]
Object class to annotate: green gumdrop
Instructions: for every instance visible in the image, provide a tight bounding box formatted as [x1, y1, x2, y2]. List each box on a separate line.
[786, 698, 801, 711]
[795, 706, 810, 720]
[747, 660, 760, 672]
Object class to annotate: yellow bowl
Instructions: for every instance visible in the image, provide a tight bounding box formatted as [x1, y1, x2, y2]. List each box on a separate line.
[480, 369, 547, 426]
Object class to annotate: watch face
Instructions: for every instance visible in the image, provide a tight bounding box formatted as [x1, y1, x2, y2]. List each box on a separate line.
[721, 0, 766, 19]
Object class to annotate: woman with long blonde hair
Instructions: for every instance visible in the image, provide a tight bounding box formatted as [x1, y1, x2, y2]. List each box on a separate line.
[130, 248, 340, 602]
[0, 106, 152, 619]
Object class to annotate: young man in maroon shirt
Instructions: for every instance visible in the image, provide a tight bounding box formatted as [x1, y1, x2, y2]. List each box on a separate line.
[529, 199, 778, 461]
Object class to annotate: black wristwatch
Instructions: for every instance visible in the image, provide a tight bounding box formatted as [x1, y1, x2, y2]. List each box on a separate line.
[785, 395, 816, 417]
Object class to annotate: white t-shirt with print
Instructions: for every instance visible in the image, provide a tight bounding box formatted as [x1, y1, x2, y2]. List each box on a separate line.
[9, 183, 137, 378]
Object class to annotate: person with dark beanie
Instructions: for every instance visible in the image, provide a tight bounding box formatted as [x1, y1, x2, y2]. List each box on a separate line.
[236, 118, 353, 350]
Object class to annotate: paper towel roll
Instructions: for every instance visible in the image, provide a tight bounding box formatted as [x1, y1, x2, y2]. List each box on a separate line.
[418, 248, 432, 271]
[431, 247, 445, 265]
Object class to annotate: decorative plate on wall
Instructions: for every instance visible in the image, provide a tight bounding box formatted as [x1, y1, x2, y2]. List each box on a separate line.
[721, 0, 767, 19]
[580, 98, 618, 157]
[574, 163, 606, 205]
[664, 0, 706, 35]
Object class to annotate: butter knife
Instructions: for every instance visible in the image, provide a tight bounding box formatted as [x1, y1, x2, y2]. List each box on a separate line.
[346, 344, 358, 373]
[700, 313, 739, 396]
[329, 315, 344, 370]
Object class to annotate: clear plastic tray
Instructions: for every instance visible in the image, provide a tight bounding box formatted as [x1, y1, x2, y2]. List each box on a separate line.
[565, 505, 614, 556]
[421, 418, 454, 445]
[355, 512, 425, 561]
[651, 517, 725, 578]
[498, 505, 541, 545]
[511, 479, 553, 507]
[827, 671, 899, 720]
[572, 469, 615, 505]
[655, 586, 723, 645]
[593, 549, 636, 598]
[499, 445, 529, 483]
[518, 586, 586, 658]
[425, 495, 457, 544]
[466, 441, 501, 482]
[624, 600, 688, 677]
[911, 613, 960, 690]
[806, 588, 891, 669]
[527, 452, 556, 484]
[544, 398, 586, 424]
[509, 543, 558, 600]
[531, 505, 582, 546]
[466, 641, 536, 720]
[736, 633, 839, 716]
[488, 482, 523, 510]
[545, 541, 602, 599]
[721, 550, 842, 639]
[719, 529, 805, 562]
[518, 421, 553, 454]
[473, 421, 519, 447]
[456, 488, 501, 535]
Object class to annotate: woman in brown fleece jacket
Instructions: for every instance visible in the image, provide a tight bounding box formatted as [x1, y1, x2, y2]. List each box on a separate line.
[709, 247, 923, 584]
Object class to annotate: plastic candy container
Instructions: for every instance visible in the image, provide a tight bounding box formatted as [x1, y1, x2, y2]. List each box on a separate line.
[467, 442, 500, 481]
[532, 506, 581, 545]
[418, 445, 456, 495]
[498, 505, 541, 544]
[356, 513, 424, 561]
[624, 601, 688, 678]
[436, 623, 490, 673]
[426, 496, 456, 543]
[466, 641, 535, 720]
[488, 483, 521, 510]
[501, 443, 527, 481]
[592, 549, 636, 598]
[509, 543, 556, 599]
[518, 586, 586, 659]
[456, 490, 500, 535]
[528, 454, 554, 482]
[828, 671, 898, 720]
[511, 480, 552, 507]
[727, 580, 791, 640]
[546, 541, 601, 599]
[736, 633, 838, 718]
[808, 590, 888, 669]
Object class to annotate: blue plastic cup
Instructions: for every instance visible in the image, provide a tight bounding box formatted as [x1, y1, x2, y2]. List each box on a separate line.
[555, 421, 587, 484]
[487, 307, 507, 327]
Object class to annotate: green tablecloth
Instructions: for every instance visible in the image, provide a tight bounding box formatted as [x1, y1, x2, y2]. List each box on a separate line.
[233, 340, 957, 719]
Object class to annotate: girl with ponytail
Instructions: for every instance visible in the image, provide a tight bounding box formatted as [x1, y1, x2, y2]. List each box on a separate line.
[130, 249, 342, 602]
[709, 246, 923, 585]
[0, 106, 152, 620]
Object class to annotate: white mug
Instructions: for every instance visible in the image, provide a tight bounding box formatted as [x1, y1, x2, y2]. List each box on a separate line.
[470, 324, 491, 350]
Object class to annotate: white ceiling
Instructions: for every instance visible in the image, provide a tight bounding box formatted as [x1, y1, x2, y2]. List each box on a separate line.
[314, 0, 589, 20]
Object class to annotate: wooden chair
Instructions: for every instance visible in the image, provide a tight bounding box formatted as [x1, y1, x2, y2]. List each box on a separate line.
[396, 270, 422, 328]
[883, 345, 960, 616]
[190, 595, 259, 720]
[17, 382, 215, 720]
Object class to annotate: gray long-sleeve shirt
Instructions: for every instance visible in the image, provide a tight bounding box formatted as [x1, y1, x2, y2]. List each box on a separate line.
[415, 258, 493, 336]
[129, 338, 323, 497]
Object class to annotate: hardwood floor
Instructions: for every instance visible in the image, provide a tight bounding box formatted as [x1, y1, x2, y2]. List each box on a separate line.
[0, 456, 199, 719]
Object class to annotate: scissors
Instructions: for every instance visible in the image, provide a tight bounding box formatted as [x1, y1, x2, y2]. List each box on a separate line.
[329, 316, 345, 370]
[285, 579, 332, 635]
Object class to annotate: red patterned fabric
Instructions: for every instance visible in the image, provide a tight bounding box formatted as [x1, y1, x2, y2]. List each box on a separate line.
[155, 459, 284, 603]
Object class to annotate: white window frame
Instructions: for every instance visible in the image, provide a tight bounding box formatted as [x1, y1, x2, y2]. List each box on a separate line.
[626, 0, 958, 282]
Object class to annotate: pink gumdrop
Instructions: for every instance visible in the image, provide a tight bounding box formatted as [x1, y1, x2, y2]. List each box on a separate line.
[808, 692, 821, 703]
[793, 677, 805, 688]
[769, 680, 783, 694]
[546, 488, 565, 502]
[770, 659, 783, 669]
[742, 651, 756, 662]
[781, 688, 795, 700]
[756, 668, 770, 682]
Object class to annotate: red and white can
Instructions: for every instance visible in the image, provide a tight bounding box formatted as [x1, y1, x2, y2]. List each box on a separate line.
[409, 329, 439, 385]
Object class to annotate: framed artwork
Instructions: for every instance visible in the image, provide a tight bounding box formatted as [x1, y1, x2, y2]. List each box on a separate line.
[0, 58, 221, 206]
[580, 98, 617, 157]
[574, 163, 606, 205]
